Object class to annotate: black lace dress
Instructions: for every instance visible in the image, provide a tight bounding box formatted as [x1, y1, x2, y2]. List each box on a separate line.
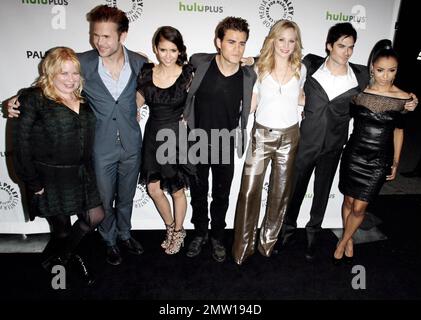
[137, 63, 196, 193]
[339, 91, 410, 202]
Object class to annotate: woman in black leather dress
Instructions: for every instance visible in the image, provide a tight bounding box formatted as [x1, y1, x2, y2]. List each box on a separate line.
[333, 40, 411, 263]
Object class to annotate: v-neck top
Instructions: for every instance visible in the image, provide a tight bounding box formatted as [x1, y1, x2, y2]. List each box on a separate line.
[194, 57, 244, 134]
[253, 64, 306, 128]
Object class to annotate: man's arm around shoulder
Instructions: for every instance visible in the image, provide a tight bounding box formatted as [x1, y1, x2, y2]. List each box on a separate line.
[189, 53, 216, 68]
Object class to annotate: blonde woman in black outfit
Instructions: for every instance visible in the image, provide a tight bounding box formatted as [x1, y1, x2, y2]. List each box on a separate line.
[13, 47, 104, 285]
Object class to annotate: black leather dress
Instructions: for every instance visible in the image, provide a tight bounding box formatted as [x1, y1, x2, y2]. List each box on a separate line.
[339, 91, 409, 202]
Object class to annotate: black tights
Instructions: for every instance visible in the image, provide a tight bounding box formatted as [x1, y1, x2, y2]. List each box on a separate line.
[43, 206, 105, 262]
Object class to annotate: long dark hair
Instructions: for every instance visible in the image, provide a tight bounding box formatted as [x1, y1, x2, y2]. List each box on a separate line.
[367, 39, 399, 70]
[153, 26, 187, 66]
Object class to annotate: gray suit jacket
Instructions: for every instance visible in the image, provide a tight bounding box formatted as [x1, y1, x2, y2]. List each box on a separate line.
[183, 53, 257, 157]
[78, 48, 147, 156]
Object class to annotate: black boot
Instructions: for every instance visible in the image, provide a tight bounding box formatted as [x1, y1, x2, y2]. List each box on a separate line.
[70, 254, 95, 286]
[41, 255, 67, 273]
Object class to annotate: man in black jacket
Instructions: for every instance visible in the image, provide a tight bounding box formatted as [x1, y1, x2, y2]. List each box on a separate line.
[278, 23, 369, 261]
[183, 17, 256, 262]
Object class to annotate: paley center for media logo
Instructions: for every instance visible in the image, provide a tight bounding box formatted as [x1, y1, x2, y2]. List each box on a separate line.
[133, 184, 150, 209]
[325, 5, 367, 29]
[0, 182, 19, 211]
[26, 50, 47, 59]
[259, 0, 294, 28]
[178, 1, 223, 13]
[106, 0, 144, 23]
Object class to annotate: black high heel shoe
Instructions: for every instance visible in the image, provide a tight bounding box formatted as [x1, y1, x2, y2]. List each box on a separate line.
[344, 240, 354, 264]
[333, 241, 344, 266]
[344, 254, 354, 265]
[332, 255, 344, 266]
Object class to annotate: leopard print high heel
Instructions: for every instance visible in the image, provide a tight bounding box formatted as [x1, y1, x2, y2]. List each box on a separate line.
[161, 222, 175, 249]
[165, 228, 186, 255]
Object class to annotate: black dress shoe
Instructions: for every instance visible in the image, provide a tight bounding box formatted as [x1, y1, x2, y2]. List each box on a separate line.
[271, 246, 282, 255]
[120, 237, 144, 255]
[106, 245, 122, 266]
[186, 234, 208, 258]
[210, 238, 226, 263]
[279, 225, 297, 247]
[304, 231, 318, 262]
[271, 241, 285, 255]
[400, 170, 421, 178]
[70, 254, 95, 286]
[305, 245, 316, 262]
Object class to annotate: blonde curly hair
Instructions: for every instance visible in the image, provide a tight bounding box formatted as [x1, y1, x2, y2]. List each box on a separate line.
[256, 20, 303, 82]
[35, 47, 84, 103]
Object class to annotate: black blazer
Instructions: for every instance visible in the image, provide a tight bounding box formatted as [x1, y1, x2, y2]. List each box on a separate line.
[298, 54, 369, 161]
[183, 53, 257, 157]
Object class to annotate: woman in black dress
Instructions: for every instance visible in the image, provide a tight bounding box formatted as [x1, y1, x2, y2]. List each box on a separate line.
[13, 47, 104, 284]
[136, 27, 195, 254]
[334, 40, 411, 263]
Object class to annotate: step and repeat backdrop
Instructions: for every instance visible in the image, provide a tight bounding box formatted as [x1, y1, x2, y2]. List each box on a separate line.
[0, 0, 400, 233]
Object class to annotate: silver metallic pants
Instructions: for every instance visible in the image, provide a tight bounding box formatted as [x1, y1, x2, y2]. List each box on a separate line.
[232, 122, 299, 265]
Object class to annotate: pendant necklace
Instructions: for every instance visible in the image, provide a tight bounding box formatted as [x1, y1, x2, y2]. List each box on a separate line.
[273, 64, 290, 94]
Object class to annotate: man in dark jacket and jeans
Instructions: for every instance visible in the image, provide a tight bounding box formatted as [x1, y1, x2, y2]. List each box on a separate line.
[183, 17, 256, 262]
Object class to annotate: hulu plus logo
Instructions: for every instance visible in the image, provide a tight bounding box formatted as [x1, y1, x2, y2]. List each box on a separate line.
[179, 1, 223, 13]
[21, 0, 68, 29]
[21, 0, 69, 5]
[325, 5, 367, 29]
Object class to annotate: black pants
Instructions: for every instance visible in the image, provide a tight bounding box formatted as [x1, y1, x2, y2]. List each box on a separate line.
[283, 148, 342, 233]
[190, 144, 235, 241]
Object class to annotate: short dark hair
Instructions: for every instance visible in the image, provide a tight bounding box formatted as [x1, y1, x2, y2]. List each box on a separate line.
[325, 22, 357, 55]
[153, 26, 187, 66]
[86, 5, 129, 35]
[215, 16, 250, 41]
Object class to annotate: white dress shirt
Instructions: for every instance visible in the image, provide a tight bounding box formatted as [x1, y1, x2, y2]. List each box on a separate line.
[312, 57, 358, 101]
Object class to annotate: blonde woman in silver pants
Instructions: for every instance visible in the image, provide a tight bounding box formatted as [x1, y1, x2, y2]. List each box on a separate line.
[232, 20, 306, 265]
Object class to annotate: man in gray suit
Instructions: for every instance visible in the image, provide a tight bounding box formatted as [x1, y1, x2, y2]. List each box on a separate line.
[80, 5, 147, 265]
[183, 17, 256, 262]
[8, 5, 147, 265]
